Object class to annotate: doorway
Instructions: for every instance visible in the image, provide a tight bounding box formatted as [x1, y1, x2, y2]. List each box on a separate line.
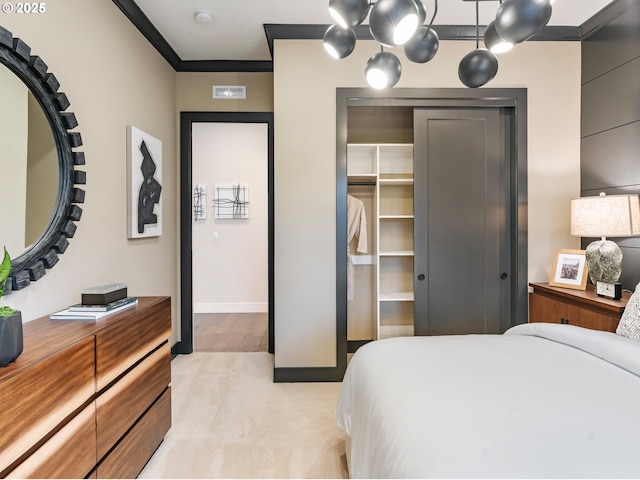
[179, 112, 274, 355]
[336, 88, 528, 370]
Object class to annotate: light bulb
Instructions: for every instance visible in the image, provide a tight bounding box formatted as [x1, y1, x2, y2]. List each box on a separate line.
[366, 68, 389, 89]
[393, 13, 419, 45]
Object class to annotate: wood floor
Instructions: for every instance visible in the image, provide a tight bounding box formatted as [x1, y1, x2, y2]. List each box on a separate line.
[194, 312, 268, 352]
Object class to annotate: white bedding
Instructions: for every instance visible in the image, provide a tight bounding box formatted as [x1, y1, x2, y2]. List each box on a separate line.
[336, 323, 640, 478]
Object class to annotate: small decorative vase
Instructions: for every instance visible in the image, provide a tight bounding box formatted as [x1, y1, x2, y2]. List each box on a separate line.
[585, 239, 623, 285]
[0, 311, 23, 367]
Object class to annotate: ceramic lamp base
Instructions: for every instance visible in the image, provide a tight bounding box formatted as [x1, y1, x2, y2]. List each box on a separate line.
[0, 311, 23, 367]
[585, 239, 622, 286]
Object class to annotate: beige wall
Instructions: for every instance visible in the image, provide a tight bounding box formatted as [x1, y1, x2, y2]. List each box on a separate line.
[273, 39, 581, 368]
[177, 72, 273, 112]
[3, 1, 179, 342]
[1, 5, 581, 365]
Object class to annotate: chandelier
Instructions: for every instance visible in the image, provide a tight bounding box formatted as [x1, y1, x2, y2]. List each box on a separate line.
[323, 0, 554, 89]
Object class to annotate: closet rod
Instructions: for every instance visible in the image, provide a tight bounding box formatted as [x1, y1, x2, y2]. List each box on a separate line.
[348, 181, 376, 186]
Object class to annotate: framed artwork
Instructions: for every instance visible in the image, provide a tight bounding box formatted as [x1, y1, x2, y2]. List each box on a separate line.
[193, 184, 207, 221]
[126, 126, 162, 238]
[549, 249, 588, 290]
[213, 184, 249, 219]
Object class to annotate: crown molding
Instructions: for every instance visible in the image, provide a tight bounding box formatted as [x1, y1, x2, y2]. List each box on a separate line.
[113, 0, 614, 73]
[177, 60, 273, 73]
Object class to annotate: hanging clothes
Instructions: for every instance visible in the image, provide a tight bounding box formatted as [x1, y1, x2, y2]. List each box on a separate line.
[347, 194, 368, 300]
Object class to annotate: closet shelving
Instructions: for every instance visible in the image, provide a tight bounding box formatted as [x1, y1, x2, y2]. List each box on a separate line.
[347, 143, 414, 341]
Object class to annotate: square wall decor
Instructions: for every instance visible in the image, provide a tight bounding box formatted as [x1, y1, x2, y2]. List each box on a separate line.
[213, 184, 249, 219]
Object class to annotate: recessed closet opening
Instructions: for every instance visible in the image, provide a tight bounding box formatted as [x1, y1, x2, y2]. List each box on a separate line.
[346, 106, 414, 346]
[336, 89, 528, 368]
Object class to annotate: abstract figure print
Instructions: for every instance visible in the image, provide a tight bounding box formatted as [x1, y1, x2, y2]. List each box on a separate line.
[127, 125, 163, 238]
[137, 140, 162, 233]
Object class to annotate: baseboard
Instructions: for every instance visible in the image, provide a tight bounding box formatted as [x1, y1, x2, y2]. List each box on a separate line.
[194, 302, 268, 313]
[171, 341, 186, 357]
[273, 366, 345, 383]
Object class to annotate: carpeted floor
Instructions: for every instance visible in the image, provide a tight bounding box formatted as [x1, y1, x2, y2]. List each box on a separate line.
[139, 352, 349, 479]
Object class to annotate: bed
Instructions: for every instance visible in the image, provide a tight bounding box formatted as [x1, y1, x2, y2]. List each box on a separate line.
[336, 322, 640, 478]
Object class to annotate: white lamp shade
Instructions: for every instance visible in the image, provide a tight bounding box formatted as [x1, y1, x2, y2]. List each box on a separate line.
[570, 194, 640, 237]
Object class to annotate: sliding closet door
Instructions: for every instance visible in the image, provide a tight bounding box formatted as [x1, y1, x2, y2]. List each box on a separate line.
[413, 108, 508, 335]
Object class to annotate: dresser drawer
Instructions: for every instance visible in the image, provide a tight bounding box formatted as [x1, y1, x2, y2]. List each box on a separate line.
[6, 403, 97, 479]
[97, 387, 171, 479]
[0, 337, 95, 474]
[95, 297, 171, 391]
[96, 342, 171, 459]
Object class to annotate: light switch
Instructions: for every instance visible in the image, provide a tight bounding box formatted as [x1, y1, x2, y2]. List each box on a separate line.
[213, 232, 219, 241]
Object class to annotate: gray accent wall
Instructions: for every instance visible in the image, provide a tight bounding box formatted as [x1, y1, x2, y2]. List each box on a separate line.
[581, 0, 640, 290]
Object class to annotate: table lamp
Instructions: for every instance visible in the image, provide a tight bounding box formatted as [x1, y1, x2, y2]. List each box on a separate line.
[570, 193, 640, 294]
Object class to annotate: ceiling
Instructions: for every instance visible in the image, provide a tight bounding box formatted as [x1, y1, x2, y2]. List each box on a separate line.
[129, 0, 616, 63]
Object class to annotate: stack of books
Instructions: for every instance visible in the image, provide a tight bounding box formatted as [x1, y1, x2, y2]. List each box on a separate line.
[50, 283, 138, 320]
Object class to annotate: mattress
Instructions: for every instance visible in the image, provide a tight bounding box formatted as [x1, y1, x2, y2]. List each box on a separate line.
[336, 323, 640, 478]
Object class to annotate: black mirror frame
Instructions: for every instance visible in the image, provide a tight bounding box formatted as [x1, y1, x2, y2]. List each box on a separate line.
[0, 25, 85, 292]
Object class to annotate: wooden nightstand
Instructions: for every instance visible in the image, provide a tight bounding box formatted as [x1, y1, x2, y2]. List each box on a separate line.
[528, 282, 631, 333]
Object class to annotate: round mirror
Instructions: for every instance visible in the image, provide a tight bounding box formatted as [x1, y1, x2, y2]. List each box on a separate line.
[0, 66, 58, 259]
[0, 26, 85, 292]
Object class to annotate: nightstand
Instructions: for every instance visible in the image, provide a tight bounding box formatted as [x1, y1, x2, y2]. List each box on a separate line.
[528, 282, 631, 333]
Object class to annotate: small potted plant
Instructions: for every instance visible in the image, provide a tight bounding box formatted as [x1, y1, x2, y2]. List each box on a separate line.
[0, 247, 23, 367]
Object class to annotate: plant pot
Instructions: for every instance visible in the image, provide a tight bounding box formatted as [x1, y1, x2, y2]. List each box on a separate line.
[0, 311, 23, 367]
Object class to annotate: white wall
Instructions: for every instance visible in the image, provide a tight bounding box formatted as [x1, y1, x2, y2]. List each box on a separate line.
[191, 122, 268, 313]
[3, 1, 179, 343]
[273, 39, 582, 368]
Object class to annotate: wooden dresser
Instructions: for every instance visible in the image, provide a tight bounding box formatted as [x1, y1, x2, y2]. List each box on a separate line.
[529, 282, 630, 332]
[0, 296, 172, 479]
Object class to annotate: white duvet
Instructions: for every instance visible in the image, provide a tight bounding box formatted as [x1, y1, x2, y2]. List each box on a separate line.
[336, 323, 640, 478]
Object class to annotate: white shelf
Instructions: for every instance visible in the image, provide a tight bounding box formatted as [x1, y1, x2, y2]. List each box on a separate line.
[379, 144, 413, 177]
[379, 250, 414, 257]
[379, 178, 414, 186]
[348, 173, 377, 183]
[379, 291, 414, 301]
[347, 144, 377, 176]
[380, 215, 414, 219]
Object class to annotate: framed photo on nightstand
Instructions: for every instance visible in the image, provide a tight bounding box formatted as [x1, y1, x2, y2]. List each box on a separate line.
[549, 249, 588, 290]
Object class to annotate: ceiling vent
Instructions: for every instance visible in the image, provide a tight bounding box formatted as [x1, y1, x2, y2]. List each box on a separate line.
[213, 85, 246, 99]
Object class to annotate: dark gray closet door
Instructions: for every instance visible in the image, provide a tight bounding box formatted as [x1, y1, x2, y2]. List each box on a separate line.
[413, 108, 508, 335]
